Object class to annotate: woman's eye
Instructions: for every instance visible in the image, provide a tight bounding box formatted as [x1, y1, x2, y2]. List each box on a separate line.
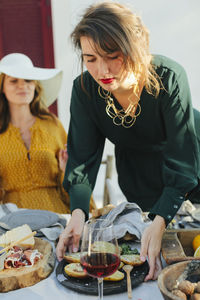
[108, 55, 119, 60]
[25, 80, 32, 83]
[10, 80, 17, 83]
[87, 58, 96, 63]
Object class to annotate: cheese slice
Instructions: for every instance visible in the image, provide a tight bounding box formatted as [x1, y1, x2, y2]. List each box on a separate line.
[0, 224, 35, 249]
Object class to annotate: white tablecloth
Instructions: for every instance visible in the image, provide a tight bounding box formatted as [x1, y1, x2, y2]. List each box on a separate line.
[0, 267, 163, 300]
[0, 247, 164, 300]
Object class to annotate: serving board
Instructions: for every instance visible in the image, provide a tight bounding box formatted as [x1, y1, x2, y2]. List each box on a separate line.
[0, 237, 55, 292]
[56, 259, 149, 295]
[161, 228, 200, 264]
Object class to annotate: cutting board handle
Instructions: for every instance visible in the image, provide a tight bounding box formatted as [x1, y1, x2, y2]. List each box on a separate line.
[162, 231, 186, 264]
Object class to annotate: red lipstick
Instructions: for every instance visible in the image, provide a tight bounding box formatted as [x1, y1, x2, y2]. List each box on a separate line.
[100, 78, 114, 84]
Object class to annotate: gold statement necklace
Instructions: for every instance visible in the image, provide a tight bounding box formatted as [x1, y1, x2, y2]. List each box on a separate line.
[98, 85, 141, 128]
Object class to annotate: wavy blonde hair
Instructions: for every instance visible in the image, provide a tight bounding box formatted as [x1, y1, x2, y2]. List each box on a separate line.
[71, 1, 161, 97]
[0, 73, 54, 133]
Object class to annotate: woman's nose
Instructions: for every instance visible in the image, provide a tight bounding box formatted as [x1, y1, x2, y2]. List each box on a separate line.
[18, 79, 26, 87]
[98, 59, 109, 76]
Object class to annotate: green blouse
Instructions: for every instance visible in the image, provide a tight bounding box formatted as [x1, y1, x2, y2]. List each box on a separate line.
[63, 55, 199, 224]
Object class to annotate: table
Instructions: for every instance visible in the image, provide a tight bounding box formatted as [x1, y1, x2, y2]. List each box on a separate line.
[0, 211, 164, 300]
[0, 259, 163, 300]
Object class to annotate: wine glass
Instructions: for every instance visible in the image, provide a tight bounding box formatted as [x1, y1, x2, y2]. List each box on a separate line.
[80, 218, 120, 300]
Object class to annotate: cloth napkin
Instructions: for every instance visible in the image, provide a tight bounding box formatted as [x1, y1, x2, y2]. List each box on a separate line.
[0, 203, 66, 241]
[96, 201, 152, 241]
[176, 200, 196, 215]
[175, 200, 200, 228]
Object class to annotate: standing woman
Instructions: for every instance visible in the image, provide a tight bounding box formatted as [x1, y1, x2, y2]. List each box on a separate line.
[56, 2, 200, 280]
[0, 53, 97, 213]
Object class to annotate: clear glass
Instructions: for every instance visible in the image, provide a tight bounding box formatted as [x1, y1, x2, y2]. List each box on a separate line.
[80, 219, 120, 300]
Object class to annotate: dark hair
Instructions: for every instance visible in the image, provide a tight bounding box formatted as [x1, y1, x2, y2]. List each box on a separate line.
[71, 1, 161, 97]
[0, 73, 54, 133]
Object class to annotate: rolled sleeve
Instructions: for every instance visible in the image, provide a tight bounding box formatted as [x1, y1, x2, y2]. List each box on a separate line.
[69, 184, 92, 216]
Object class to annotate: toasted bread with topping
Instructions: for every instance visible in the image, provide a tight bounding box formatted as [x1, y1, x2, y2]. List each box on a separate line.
[64, 263, 88, 278]
[63, 252, 81, 263]
[120, 254, 144, 266]
[104, 270, 124, 281]
[91, 241, 119, 254]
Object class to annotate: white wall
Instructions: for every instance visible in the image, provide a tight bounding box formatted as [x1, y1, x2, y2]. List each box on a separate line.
[51, 0, 200, 205]
[52, 0, 200, 133]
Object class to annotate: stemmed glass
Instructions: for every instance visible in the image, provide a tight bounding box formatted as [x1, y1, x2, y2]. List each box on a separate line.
[80, 218, 120, 300]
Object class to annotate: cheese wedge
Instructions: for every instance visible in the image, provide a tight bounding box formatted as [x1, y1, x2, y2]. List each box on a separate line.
[0, 224, 35, 249]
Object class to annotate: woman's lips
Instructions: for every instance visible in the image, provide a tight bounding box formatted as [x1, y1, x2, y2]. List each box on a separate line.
[17, 92, 28, 96]
[100, 78, 114, 84]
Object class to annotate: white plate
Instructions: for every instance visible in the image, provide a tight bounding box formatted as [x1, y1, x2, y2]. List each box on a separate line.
[0, 209, 59, 231]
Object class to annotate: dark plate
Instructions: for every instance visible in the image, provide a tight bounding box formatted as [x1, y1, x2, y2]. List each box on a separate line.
[56, 259, 149, 295]
[0, 209, 59, 231]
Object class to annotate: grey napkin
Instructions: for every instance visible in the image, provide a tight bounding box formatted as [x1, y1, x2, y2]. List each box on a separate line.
[0, 203, 66, 241]
[39, 219, 66, 241]
[97, 201, 151, 241]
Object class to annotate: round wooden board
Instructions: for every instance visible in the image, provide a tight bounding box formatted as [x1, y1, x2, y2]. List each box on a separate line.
[0, 237, 55, 292]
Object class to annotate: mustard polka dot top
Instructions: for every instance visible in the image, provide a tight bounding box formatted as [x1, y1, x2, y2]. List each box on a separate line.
[0, 116, 70, 213]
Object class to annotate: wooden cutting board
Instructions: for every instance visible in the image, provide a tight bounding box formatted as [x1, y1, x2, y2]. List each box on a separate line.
[0, 237, 55, 292]
[161, 228, 200, 264]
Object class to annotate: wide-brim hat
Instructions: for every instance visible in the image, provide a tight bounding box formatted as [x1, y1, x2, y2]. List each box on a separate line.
[0, 53, 63, 106]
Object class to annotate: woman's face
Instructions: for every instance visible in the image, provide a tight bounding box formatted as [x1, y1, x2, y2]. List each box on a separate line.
[3, 75, 36, 106]
[80, 36, 134, 93]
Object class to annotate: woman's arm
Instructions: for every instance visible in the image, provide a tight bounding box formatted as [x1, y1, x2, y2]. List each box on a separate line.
[57, 75, 105, 259]
[149, 64, 199, 225]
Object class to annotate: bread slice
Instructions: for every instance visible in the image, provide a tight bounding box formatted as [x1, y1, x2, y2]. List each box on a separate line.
[64, 263, 88, 278]
[91, 204, 115, 218]
[0, 224, 35, 249]
[91, 241, 118, 253]
[63, 252, 81, 263]
[104, 270, 124, 281]
[120, 254, 144, 266]
[118, 261, 124, 269]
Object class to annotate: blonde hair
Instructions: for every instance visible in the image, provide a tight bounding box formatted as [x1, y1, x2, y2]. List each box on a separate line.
[71, 1, 161, 97]
[0, 73, 54, 133]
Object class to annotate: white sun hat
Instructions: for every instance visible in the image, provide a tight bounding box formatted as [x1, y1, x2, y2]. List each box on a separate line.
[0, 53, 63, 106]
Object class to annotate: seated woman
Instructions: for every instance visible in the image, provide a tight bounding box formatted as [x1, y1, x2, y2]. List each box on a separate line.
[0, 53, 96, 213]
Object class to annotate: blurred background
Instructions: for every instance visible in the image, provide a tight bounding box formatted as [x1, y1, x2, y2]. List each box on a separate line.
[0, 0, 199, 206]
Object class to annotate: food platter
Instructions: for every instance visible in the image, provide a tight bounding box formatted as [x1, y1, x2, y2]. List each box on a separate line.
[56, 259, 149, 295]
[0, 237, 55, 292]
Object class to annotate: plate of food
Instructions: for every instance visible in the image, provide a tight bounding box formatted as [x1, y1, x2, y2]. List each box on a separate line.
[56, 242, 149, 295]
[0, 224, 55, 292]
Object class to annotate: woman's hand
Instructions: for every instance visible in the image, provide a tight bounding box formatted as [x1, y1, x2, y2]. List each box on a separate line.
[56, 209, 85, 261]
[58, 144, 68, 172]
[140, 215, 166, 281]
